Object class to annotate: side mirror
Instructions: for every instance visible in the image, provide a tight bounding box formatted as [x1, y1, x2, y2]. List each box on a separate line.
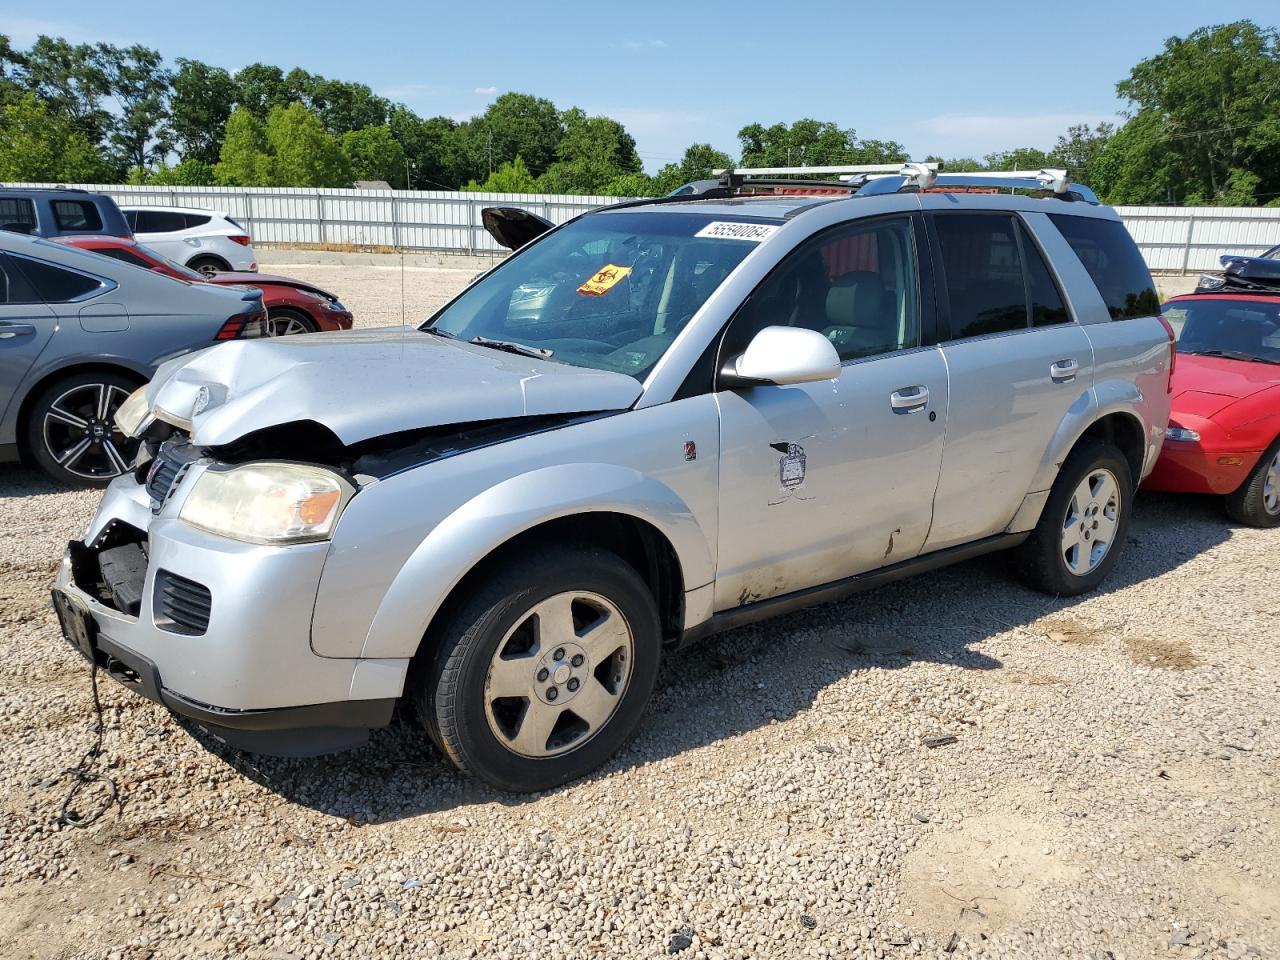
[724, 326, 842, 386]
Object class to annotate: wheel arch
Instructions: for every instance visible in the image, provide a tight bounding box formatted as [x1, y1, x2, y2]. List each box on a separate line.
[355, 463, 714, 662]
[187, 253, 232, 272]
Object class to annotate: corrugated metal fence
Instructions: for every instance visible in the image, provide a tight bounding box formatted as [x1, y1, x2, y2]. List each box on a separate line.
[9, 183, 1280, 273]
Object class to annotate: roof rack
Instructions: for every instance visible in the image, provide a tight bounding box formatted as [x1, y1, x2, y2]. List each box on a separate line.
[858, 167, 1098, 202]
[711, 163, 925, 178]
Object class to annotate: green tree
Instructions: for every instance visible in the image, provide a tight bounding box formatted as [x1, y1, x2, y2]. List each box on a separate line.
[738, 119, 906, 168]
[651, 143, 734, 194]
[536, 108, 641, 194]
[1048, 122, 1115, 186]
[0, 34, 25, 107]
[144, 158, 216, 185]
[982, 146, 1052, 171]
[170, 58, 236, 164]
[389, 107, 466, 188]
[98, 43, 173, 173]
[265, 102, 349, 187]
[214, 107, 270, 185]
[341, 125, 406, 186]
[600, 172, 654, 197]
[0, 92, 104, 182]
[17, 35, 111, 146]
[463, 155, 539, 192]
[1110, 20, 1280, 204]
[311, 78, 389, 135]
[456, 92, 564, 181]
[234, 63, 288, 119]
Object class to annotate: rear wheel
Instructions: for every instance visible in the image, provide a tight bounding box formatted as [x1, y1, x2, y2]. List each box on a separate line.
[188, 255, 228, 276]
[1013, 440, 1132, 596]
[25, 371, 141, 486]
[1224, 438, 1280, 528]
[416, 547, 661, 792]
[265, 308, 317, 337]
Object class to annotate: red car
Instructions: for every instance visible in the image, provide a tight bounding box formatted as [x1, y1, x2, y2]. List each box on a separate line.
[1143, 289, 1280, 526]
[54, 235, 354, 336]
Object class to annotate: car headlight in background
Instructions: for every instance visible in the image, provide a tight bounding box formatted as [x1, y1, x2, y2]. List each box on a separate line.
[179, 463, 354, 544]
[114, 386, 151, 437]
[1165, 425, 1202, 442]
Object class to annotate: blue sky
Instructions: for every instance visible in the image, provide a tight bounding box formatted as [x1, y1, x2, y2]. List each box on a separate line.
[2, 1, 1270, 172]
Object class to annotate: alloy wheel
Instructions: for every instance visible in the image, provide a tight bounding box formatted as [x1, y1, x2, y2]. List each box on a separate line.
[1265, 450, 1280, 515]
[484, 591, 634, 759]
[267, 314, 311, 336]
[1061, 468, 1121, 576]
[41, 382, 137, 480]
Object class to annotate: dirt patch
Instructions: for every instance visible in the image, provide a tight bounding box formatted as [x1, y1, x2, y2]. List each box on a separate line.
[1123, 635, 1201, 670]
[898, 811, 1084, 941]
[1036, 616, 1104, 646]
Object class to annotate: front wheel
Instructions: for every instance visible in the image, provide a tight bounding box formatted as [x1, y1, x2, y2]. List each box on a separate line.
[265, 308, 317, 337]
[1013, 440, 1133, 596]
[416, 548, 662, 793]
[1224, 438, 1280, 528]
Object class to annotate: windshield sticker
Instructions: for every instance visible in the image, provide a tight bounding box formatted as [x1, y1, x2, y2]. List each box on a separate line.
[694, 222, 779, 242]
[578, 264, 632, 296]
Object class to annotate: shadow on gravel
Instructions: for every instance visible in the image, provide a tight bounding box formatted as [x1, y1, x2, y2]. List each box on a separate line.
[177, 490, 1233, 823]
[0, 463, 79, 498]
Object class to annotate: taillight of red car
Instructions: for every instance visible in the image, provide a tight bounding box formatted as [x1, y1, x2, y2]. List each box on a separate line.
[228, 234, 253, 247]
[1156, 314, 1177, 393]
[215, 308, 267, 340]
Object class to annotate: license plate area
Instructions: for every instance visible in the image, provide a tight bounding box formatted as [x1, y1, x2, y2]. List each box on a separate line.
[52, 587, 97, 660]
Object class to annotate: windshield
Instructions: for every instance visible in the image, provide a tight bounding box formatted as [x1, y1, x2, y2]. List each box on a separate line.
[1164, 298, 1280, 364]
[136, 241, 204, 280]
[423, 211, 770, 379]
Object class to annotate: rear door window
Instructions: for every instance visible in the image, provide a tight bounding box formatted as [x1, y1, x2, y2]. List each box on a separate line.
[52, 200, 104, 232]
[11, 256, 104, 302]
[134, 210, 189, 233]
[1048, 214, 1159, 320]
[1022, 225, 1070, 327]
[0, 198, 38, 235]
[933, 214, 1028, 338]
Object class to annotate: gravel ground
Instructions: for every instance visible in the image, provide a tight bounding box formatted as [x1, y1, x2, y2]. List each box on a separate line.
[0, 264, 1275, 960]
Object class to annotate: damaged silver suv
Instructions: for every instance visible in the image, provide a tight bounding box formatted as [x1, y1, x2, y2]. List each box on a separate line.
[54, 166, 1173, 792]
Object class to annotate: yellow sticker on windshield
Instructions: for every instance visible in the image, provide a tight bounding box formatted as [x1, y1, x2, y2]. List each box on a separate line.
[578, 264, 632, 297]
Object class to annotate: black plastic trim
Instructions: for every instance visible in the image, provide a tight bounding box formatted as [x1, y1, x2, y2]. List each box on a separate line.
[679, 532, 1029, 647]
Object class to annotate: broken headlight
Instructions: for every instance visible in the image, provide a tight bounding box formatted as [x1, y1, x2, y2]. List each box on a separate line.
[114, 386, 151, 437]
[179, 462, 354, 544]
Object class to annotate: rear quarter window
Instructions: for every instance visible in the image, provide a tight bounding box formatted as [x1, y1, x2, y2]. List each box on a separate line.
[1049, 214, 1159, 320]
[184, 213, 212, 228]
[11, 256, 104, 302]
[52, 200, 104, 232]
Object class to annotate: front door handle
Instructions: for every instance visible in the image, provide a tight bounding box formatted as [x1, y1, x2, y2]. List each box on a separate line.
[1050, 358, 1079, 382]
[0, 323, 37, 339]
[890, 385, 930, 412]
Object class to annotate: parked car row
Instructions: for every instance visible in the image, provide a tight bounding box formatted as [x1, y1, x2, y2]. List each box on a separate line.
[0, 187, 352, 484]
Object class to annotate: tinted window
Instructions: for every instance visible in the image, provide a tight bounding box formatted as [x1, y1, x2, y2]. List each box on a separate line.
[0, 253, 41, 304]
[934, 214, 1028, 338]
[1022, 226, 1070, 327]
[727, 217, 919, 363]
[0, 198, 37, 235]
[1162, 298, 1280, 364]
[134, 210, 188, 233]
[184, 213, 211, 228]
[11, 256, 103, 302]
[92, 246, 156, 270]
[52, 200, 103, 232]
[1049, 214, 1159, 320]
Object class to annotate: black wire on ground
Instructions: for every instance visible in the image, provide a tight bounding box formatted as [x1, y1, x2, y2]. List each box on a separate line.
[58, 663, 119, 828]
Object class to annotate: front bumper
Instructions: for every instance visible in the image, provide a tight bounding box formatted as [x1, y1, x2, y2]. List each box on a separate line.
[1143, 439, 1260, 495]
[52, 473, 407, 755]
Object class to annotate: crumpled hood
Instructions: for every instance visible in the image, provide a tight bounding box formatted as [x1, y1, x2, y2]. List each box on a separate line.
[146, 327, 643, 447]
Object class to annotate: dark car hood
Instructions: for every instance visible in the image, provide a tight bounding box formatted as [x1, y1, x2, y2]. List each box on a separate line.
[146, 326, 643, 447]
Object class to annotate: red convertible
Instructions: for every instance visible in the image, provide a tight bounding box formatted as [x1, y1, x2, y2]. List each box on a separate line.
[54, 235, 354, 337]
[1143, 285, 1280, 527]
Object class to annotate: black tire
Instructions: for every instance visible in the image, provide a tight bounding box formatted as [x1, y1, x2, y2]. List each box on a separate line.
[25, 370, 142, 487]
[265, 307, 318, 337]
[188, 255, 229, 275]
[415, 547, 662, 793]
[1013, 440, 1133, 596]
[1224, 437, 1280, 528]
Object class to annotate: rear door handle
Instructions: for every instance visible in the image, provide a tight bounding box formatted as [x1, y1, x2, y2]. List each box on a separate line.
[0, 323, 37, 339]
[890, 385, 930, 411]
[1050, 358, 1079, 382]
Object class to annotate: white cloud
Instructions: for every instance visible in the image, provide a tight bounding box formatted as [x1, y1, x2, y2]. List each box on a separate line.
[379, 82, 444, 103]
[622, 39, 668, 51]
[910, 111, 1120, 160]
[474, 85, 498, 95]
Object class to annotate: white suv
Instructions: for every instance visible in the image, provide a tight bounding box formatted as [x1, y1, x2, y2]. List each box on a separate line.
[121, 206, 257, 275]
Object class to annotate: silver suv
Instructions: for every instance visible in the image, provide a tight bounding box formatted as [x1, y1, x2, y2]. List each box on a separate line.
[53, 167, 1173, 792]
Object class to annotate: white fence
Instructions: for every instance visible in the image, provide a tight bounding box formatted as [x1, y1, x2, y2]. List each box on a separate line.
[9, 183, 1280, 273]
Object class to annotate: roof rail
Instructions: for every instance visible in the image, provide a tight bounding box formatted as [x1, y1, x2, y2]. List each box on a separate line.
[711, 163, 928, 178]
[858, 168, 1098, 203]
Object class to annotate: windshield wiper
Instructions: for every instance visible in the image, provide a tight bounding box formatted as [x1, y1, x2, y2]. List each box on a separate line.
[469, 335, 554, 359]
[421, 326, 458, 339]
[1186, 349, 1279, 364]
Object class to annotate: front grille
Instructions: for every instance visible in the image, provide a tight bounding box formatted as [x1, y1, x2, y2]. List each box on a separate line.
[153, 569, 212, 635]
[146, 439, 199, 511]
